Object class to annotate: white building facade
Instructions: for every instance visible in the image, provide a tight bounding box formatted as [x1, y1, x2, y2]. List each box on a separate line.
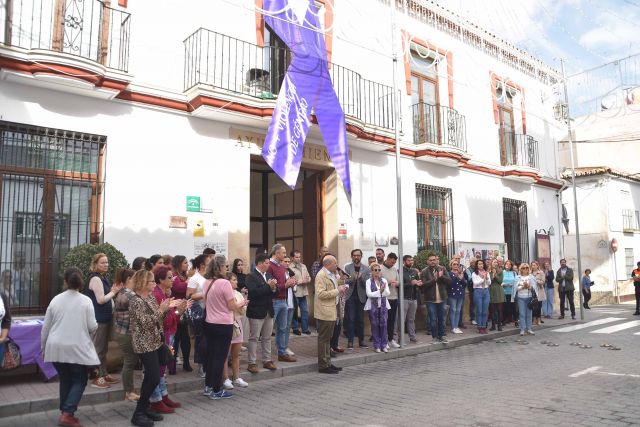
[0, 0, 564, 312]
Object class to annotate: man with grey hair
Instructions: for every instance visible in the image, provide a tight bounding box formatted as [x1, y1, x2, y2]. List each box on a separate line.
[314, 255, 347, 373]
[267, 244, 297, 362]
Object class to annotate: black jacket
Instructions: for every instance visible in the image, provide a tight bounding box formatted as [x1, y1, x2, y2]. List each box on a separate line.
[245, 269, 278, 319]
[402, 267, 420, 301]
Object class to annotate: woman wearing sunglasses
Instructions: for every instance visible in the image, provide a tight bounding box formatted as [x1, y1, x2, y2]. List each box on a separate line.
[364, 263, 390, 353]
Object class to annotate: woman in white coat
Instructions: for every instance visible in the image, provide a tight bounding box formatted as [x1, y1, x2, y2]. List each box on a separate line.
[41, 268, 99, 427]
[364, 263, 391, 353]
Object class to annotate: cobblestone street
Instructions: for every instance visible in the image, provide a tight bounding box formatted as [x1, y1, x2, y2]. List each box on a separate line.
[2, 305, 639, 426]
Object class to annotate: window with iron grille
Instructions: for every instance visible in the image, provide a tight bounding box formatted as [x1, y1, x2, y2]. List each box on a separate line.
[416, 184, 454, 259]
[503, 198, 529, 264]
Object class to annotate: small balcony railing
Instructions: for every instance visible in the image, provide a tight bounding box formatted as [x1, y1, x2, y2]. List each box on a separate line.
[622, 209, 640, 231]
[1, 0, 131, 72]
[411, 102, 467, 151]
[183, 28, 395, 130]
[499, 130, 539, 169]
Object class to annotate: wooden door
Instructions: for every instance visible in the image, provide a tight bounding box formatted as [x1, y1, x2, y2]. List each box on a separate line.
[302, 172, 324, 272]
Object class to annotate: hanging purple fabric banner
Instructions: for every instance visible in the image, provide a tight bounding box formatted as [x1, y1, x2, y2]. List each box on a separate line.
[261, 0, 352, 199]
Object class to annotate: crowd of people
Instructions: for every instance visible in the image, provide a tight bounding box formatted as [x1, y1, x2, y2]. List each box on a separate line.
[2, 243, 634, 427]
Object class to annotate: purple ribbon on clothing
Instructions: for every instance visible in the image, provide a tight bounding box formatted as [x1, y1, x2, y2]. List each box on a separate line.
[261, 0, 351, 200]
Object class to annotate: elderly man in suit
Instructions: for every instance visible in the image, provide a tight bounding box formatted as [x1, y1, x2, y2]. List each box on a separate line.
[245, 253, 279, 374]
[314, 255, 347, 374]
[343, 249, 370, 350]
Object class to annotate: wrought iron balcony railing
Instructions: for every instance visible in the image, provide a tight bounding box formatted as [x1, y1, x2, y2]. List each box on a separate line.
[498, 130, 539, 169]
[411, 102, 467, 151]
[622, 209, 640, 231]
[1, 0, 131, 72]
[183, 28, 395, 130]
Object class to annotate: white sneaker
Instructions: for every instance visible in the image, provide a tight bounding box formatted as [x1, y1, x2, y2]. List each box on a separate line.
[382, 347, 388, 353]
[285, 348, 295, 356]
[390, 340, 400, 348]
[232, 378, 249, 388]
[375, 348, 381, 353]
[526, 330, 535, 336]
[452, 328, 463, 334]
[384, 344, 390, 351]
[241, 346, 248, 352]
[471, 320, 477, 325]
[223, 378, 234, 390]
[198, 365, 206, 378]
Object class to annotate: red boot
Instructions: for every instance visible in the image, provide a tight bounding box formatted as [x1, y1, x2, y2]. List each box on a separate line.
[150, 400, 175, 414]
[162, 395, 181, 408]
[58, 412, 82, 427]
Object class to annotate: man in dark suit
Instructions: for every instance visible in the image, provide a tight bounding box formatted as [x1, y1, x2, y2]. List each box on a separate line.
[556, 258, 575, 320]
[343, 249, 370, 349]
[246, 254, 279, 373]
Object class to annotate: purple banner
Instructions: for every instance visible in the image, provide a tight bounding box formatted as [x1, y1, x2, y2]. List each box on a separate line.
[261, 0, 351, 199]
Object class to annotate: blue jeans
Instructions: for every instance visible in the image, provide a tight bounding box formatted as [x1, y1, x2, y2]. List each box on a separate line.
[544, 288, 554, 316]
[448, 297, 464, 330]
[151, 333, 173, 402]
[426, 302, 445, 339]
[517, 297, 533, 332]
[273, 299, 289, 356]
[473, 288, 490, 328]
[345, 295, 365, 343]
[52, 362, 88, 415]
[291, 296, 310, 333]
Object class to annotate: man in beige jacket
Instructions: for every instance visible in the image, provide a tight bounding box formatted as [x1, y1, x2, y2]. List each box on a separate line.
[314, 255, 347, 374]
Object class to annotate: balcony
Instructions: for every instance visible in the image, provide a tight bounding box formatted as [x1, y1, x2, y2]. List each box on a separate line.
[411, 103, 467, 151]
[183, 28, 395, 131]
[499, 130, 539, 170]
[1, 0, 131, 72]
[622, 209, 640, 232]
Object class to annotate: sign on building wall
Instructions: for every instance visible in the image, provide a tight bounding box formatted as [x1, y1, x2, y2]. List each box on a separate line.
[535, 232, 551, 268]
[455, 241, 508, 267]
[186, 196, 201, 212]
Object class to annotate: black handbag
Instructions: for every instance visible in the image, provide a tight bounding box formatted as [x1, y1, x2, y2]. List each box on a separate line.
[186, 280, 213, 334]
[527, 288, 539, 310]
[157, 343, 173, 366]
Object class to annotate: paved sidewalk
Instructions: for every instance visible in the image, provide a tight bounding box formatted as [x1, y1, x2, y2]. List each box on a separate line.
[0, 316, 575, 417]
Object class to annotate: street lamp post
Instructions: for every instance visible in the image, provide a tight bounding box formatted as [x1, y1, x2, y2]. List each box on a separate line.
[560, 59, 584, 321]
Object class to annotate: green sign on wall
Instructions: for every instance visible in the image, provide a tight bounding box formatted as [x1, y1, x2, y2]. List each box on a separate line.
[186, 196, 201, 212]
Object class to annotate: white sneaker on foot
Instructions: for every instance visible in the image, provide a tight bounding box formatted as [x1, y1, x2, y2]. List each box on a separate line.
[382, 347, 388, 353]
[375, 348, 381, 353]
[526, 330, 535, 335]
[452, 328, 463, 334]
[471, 320, 477, 325]
[390, 340, 400, 348]
[232, 378, 249, 388]
[285, 348, 295, 356]
[223, 378, 234, 390]
[241, 346, 248, 352]
[384, 344, 390, 351]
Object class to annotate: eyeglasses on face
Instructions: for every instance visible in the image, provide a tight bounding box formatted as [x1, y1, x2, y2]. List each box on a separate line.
[372, 268, 381, 272]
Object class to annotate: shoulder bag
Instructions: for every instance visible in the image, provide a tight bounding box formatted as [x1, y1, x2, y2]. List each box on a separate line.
[1, 338, 22, 370]
[186, 279, 213, 333]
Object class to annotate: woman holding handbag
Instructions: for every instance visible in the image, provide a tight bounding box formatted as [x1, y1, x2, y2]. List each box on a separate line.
[531, 261, 547, 325]
[129, 269, 179, 427]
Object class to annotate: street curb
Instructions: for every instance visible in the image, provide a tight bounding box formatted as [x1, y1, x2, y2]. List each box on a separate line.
[0, 320, 578, 417]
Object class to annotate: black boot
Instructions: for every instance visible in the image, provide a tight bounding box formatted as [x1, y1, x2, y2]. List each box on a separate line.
[144, 411, 163, 422]
[131, 411, 154, 427]
[183, 360, 193, 372]
[497, 323, 503, 331]
[490, 323, 496, 331]
[168, 359, 176, 375]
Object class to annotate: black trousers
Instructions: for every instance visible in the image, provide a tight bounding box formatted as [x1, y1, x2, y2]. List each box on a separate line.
[172, 321, 191, 367]
[582, 289, 591, 307]
[136, 350, 161, 414]
[387, 299, 398, 342]
[635, 286, 640, 313]
[559, 290, 575, 316]
[203, 322, 233, 392]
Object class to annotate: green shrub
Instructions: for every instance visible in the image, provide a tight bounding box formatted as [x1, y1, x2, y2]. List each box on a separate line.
[61, 242, 129, 284]
[413, 249, 450, 272]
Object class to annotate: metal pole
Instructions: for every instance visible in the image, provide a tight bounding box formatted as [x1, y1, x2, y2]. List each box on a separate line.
[613, 251, 620, 304]
[390, 0, 405, 346]
[560, 59, 584, 320]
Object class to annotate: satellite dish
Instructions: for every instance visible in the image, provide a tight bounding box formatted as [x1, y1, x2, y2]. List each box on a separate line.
[601, 94, 617, 110]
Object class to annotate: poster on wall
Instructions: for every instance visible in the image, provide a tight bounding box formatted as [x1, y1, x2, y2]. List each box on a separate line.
[194, 241, 228, 257]
[535, 232, 551, 268]
[455, 241, 508, 267]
